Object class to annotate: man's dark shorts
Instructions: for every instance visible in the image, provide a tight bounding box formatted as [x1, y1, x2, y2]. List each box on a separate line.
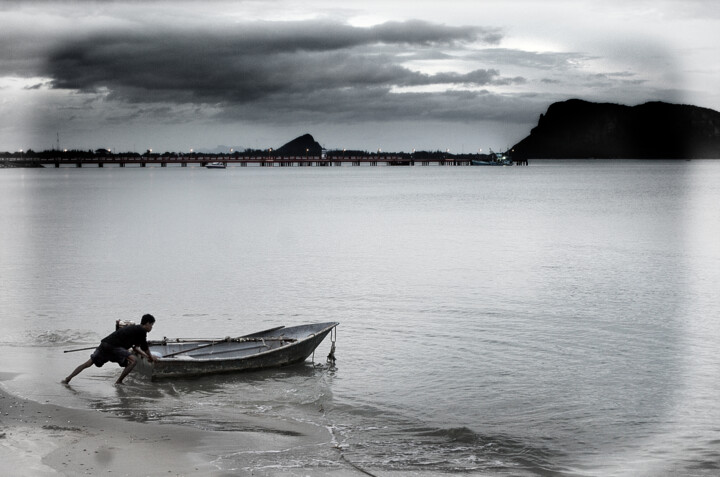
[91, 342, 131, 367]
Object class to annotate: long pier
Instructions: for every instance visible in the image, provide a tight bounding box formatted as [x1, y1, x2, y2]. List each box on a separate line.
[3, 155, 528, 168]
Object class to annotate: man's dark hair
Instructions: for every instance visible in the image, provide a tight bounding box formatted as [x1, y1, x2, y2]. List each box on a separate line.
[141, 314, 155, 325]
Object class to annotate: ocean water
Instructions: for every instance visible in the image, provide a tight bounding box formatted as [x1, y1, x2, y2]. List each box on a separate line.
[1, 161, 719, 475]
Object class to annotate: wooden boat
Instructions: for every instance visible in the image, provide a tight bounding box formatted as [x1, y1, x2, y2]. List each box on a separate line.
[136, 322, 338, 380]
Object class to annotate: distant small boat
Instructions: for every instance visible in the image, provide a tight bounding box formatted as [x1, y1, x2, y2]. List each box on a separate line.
[136, 322, 338, 380]
[206, 162, 227, 169]
[470, 159, 503, 166]
[472, 149, 512, 166]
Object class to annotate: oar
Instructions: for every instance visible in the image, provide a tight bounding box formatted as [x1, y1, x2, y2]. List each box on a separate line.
[183, 338, 298, 357]
[162, 341, 220, 358]
[151, 325, 287, 345]
[63, 327, 287, 355]
[63, 346, 97, 353]
[159, 325, 287, 358]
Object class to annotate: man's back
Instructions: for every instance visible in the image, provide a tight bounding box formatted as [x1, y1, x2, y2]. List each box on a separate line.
[101, 324, 148, 350]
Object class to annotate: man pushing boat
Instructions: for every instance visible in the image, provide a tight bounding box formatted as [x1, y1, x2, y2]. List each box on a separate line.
[62, 314, 158, 385]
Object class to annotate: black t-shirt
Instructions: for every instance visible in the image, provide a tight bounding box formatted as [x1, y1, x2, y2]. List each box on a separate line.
[101, 325, 149, 353]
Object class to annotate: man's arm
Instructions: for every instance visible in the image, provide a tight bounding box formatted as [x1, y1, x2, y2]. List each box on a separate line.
[135, 327, 156, 362]
[133, 345, 156, 363]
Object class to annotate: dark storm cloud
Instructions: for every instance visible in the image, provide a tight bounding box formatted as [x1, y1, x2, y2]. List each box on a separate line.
[369, 20, 502, 45]
[35, 20, 512, 121]
[213, 84, 539, 126]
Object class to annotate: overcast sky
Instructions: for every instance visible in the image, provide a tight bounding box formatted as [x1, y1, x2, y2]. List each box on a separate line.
[2, 0, 718, 153]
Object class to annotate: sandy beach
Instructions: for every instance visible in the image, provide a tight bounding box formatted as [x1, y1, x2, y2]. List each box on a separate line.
[0, 373, 369, 476]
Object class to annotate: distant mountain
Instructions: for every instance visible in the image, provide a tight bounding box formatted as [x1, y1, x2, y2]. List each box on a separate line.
[511, 99, 720, 159]
[274, 134, 323, 156]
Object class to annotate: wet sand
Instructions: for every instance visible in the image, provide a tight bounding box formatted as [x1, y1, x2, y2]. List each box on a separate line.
[0, 374, 365, 476]
[0, 385, 216, 475]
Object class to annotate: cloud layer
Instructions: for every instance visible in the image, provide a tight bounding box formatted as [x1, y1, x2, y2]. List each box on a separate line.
[33, 20, 527, 123]
[1, 0, 715, 151]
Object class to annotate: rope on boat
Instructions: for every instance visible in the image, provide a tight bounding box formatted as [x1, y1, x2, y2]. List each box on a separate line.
[337, 453, 379, 477]
[327, 426, 380, 477]
[316, 331, 377, 477]
[322, 396, 379, 477]
[152, 336, 296, 345]
[327, 326, 337, 364]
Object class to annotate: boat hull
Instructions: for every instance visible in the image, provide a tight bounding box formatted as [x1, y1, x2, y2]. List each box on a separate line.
[136, 322, 337, 380]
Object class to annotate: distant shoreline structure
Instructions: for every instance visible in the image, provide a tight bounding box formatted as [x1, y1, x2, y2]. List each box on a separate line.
[3, 132, 526, 167]
[3, 100, 719, 164]
[0, 153, 527, 168]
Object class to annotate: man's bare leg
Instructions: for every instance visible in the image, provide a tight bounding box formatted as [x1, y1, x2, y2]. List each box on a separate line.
[115, 355, 137, 385]
[62, 359, 93, 384]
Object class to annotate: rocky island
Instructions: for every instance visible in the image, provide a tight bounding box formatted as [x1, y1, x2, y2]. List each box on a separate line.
[511, 99, 720, 159]
[273, 133, 324, 156]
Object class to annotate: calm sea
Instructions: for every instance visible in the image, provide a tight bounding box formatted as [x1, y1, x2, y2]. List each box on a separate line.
[1, 161, 719, 475]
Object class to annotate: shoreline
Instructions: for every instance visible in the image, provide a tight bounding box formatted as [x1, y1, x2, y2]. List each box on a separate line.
[0, 375, 364, 476]
[0, 381, 225, 476]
